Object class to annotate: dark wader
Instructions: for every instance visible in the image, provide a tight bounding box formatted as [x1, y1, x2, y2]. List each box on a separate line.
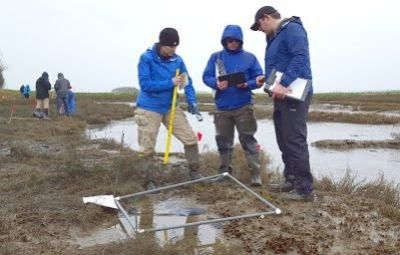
[214, 105, 261, 178]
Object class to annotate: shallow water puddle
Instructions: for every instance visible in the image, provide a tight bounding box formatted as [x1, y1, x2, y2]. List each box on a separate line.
[88, 112, 400, 183]
[69, 196, 221, 249]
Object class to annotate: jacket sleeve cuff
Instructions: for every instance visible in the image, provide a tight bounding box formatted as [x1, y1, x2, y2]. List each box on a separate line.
[247, 81, 257, 90]
[280, 75, 294, 87]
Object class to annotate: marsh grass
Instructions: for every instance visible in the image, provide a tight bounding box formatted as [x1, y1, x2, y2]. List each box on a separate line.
[76, 99, 134, 124]
[316, 170, 400, 220]
[10, 141, 33, 159]
[308, 111, 400, 124]
[392, 132, 400, 140]
[0, 245, 17, 255]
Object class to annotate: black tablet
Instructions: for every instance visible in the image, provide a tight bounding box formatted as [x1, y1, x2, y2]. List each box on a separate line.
[217, 72, 246, 85]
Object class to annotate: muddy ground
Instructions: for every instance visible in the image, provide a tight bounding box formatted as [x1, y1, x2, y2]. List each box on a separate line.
[1, 90, 400, 255]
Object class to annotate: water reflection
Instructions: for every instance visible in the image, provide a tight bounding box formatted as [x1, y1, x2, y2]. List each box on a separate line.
[121, 197, 221, 253]
[70, 197, 221, 252]
[87, 112, 400, 183]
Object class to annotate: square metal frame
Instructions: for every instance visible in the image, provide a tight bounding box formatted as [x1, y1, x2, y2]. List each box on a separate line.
[114, 172, 281, 234]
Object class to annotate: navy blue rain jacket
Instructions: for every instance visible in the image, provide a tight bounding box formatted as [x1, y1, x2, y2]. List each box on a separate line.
[202, 25, 263, 110]
[265, 17, 313, 93]
[137, 43, 197, 114]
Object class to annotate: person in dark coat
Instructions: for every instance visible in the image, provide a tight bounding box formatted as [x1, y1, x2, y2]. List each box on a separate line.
[35, 72, 52, 117]
[54, 73, 70, 116]
[20, 84, 25, 97]
[251, 6, 314, 202]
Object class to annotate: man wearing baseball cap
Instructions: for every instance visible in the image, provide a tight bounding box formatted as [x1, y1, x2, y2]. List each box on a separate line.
[251, 6, 315, 202]
[135, 27, 204, 190]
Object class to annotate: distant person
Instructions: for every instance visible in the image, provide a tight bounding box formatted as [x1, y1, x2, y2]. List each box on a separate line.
[34, 72, 52, 118]
[67, 85, 75, 115]
[23, 84, 31, 99]
[136, 27, 203, 190]
[202, 24, 264, 186]
[251, 6, 314, 201]
[54, 73, 70, 116]
[19, 84, 25, 97]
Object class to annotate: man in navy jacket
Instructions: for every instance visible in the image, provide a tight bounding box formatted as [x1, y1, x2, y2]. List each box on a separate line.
[136, 27, 203, 190]
[251, 6, 314, 201]
[203, 25, 264, 186]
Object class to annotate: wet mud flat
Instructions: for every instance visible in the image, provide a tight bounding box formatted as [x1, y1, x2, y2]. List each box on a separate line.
[222, 194, 400, 254]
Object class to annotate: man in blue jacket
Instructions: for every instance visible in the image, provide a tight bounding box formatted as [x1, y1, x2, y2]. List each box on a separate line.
[251, 6, 314, 201]
[136, 27, 203, 190]
[203, 25, 264, 186]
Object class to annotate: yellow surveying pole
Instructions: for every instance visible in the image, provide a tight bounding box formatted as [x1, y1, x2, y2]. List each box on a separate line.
[163, 69, 180, 164]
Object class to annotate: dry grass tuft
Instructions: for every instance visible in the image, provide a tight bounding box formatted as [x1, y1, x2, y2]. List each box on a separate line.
[315, 170, 365, 194]
[316, 171, 400, 220]
[10, 141, 33, 159]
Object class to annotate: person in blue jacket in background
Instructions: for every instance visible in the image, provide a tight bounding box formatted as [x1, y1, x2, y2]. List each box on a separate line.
[23, 84, 31, 99]
[203, 24, 264, 186]
[67, 85, 75, 115]
[251, 6, 314, 201]
[135, 27, 204, 190]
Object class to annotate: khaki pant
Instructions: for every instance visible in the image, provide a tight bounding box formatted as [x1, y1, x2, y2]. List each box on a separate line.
[134, 107, 197, 156]
[36, 98, 49, 110]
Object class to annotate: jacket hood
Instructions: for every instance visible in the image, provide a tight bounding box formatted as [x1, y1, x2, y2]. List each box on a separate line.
[278, 16, 302, 33]
[267, 16, 303, 42]
[221, 25, 243, 51]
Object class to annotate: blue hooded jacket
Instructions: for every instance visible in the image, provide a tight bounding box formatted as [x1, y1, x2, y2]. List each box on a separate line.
[137, 43, 197, 114]
[265, 17, 313, 93]
[23, 84, 31, 95]
[203, 25, 263, 111]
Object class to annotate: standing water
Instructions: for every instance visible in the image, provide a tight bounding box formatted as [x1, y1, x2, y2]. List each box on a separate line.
[69, 196, 222, 253]
[87, 112, 400, 183]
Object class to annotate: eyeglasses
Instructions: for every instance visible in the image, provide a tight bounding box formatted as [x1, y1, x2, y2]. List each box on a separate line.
[226, 38, 239, 43]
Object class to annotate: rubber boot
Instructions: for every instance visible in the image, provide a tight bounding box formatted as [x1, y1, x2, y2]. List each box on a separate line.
[246, 153, 262, 187]
[219, 151, 233, 174]
[137, 154, 157, 190]
[43, 109, 51, 120]
[211, 152, 233, 182]
[184, 144, 203, 180]
[33, 109, 44, 119]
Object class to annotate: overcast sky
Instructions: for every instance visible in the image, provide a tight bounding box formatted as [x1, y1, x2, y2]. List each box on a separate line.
[1, 0, 399, 93]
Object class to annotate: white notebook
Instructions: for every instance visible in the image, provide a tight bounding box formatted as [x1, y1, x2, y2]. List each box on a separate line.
[264, 71, 311, 101]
